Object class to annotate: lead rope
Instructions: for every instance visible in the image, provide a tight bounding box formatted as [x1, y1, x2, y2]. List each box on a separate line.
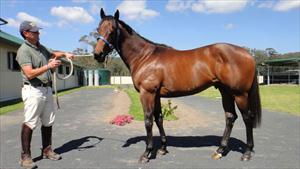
[52, 57, 73, 109]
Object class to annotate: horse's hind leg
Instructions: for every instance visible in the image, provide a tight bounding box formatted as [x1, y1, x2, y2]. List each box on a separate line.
[235, 94, 254, 161]
[154, 96, 168, 155]
[139, 90, 155, 163]
[212, 88, 237, 160]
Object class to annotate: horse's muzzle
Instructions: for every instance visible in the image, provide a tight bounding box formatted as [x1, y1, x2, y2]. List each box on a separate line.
[94, 52, 105, 63]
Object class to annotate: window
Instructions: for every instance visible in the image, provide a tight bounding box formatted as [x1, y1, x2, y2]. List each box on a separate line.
[7, 52, 20, 71]
[66, 66, 70, 74]
[58, 65, 63, 74]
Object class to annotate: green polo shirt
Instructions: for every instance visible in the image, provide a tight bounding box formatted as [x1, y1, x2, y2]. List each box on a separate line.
[16, 40, 53, 85]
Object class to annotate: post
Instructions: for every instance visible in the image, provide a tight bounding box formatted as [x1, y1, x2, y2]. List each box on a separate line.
[83, 70, 88, 86]
[267, 65, 270, 85]
[94, 70, 99, 86]
[298, 61, 300, 85]
[88, 70, 93, 86]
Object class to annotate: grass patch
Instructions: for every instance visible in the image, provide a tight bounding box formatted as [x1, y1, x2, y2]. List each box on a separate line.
[259, 85, 300, 115]
[198, 87, 221, 99]
[123, 88, 144, 121]
[0, 101, 24, 115]
[197, 85, 300, 116]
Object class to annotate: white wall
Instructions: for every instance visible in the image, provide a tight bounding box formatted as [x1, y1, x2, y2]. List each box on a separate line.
[55, 65, 80, 91]
[0, 41, 82, 102]
[0, 43, 22, 102]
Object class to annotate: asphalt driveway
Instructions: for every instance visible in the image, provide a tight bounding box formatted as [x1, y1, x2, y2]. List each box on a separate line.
[0, 88, 299, 169]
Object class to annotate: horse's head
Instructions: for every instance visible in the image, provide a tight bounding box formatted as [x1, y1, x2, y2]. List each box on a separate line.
[94, 8, 120, 63]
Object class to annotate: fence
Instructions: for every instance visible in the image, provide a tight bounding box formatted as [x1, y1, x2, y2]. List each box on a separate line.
[110, 76, 133, 85]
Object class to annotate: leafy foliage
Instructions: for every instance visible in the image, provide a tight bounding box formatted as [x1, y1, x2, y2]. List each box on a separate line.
[162, 100, 178, 121]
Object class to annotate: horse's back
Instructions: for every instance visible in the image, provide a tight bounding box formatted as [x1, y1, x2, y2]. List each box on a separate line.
[167, 43, 256, 93]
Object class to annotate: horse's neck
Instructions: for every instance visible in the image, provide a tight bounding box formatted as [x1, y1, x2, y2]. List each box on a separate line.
[118, 27, 155, 71]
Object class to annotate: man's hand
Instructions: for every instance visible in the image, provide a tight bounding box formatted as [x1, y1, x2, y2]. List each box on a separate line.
[48, 59, 61, 69]
[52, 51, 75, 60]
[65, 52, 74, 60]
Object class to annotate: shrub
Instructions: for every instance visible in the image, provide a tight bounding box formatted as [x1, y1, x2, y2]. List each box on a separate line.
[162, 100, 178, 120]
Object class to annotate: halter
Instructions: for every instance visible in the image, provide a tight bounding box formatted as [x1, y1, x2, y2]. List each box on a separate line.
[96, 35, 114, 49]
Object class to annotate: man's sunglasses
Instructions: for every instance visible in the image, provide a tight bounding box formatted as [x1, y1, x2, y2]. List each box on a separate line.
[26, 30, 39, 33]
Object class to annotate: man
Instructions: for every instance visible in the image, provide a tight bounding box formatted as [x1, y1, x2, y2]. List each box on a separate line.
[16, 21, 74, 169]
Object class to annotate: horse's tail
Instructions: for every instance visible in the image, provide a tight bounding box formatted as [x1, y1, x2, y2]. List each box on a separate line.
[248, 70, 262, 128]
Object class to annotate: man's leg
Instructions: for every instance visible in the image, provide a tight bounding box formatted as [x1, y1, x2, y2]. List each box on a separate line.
[20, 85, 45, 168]
[41, 87, 61, 160]
[41, 126, 61, 160]
[20, 123, 37, 169]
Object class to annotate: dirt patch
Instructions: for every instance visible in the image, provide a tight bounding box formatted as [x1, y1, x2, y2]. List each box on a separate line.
[103, 89, 131, 123]
[104, 90, 214, 132]
[163, 99, 213, 130]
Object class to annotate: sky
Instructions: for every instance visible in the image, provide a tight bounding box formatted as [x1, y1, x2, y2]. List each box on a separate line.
[1, 0, 300, 54]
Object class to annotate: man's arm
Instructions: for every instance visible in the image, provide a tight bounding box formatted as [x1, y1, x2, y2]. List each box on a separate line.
[21, 59, 61, 80]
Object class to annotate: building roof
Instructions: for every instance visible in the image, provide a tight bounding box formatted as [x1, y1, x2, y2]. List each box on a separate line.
[0, 30, 23, 46]
[262, 57, 300, 66]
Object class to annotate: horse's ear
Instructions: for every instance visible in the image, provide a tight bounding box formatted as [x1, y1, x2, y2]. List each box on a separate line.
[114, 10, 119, 20]
[100, 8, 106, 19]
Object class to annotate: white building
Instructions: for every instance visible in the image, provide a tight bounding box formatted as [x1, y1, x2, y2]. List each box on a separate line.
[0, 30, 84, 102]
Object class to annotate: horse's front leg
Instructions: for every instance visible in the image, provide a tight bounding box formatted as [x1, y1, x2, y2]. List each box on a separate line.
[139, 90, 155, 163]
[154, 95, 168, 155]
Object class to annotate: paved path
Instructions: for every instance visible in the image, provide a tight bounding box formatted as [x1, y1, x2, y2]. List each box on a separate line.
[1, 88, 299, 169]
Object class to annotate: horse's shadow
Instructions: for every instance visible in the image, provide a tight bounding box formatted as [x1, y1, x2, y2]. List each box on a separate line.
[122, 135, 246, 160]
[33, 136, 103, 162]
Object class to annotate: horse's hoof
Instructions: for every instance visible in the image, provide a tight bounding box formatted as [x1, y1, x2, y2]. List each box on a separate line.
[241, 154, 251, 161]
[138, 156, 149, 164]
[157, 148, 168, 155]
[211, 151, 222, 160]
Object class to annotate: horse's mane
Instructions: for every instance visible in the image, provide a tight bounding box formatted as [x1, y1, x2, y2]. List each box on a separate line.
[118, 20, 172, 49]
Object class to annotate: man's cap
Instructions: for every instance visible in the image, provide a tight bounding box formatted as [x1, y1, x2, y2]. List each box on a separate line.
[19, 21, 41, 33]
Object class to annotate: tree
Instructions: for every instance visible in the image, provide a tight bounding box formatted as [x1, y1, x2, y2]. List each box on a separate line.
[265, 48, 279, 57]
[245, 47, 269, 64]
[75, 30, 130, 75]
[79, 30, 98, 49]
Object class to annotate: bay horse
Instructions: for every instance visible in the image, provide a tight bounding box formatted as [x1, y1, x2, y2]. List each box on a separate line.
[94, 9, 261, 163]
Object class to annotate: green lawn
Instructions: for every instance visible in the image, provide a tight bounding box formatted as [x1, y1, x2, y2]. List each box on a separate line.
[0, 101, 24, 115]
[123, 88, 144, 121]
[198, 85, 300, 116]
[259, 85, 300, 115]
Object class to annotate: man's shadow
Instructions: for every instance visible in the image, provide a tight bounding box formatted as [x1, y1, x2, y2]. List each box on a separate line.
[122, 135, 246, 160]
[33, 136, 103, 162]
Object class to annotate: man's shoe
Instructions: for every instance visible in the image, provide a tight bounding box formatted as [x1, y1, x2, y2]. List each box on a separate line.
[42, 146, 62, 160]
[20, 153, 37, 169]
